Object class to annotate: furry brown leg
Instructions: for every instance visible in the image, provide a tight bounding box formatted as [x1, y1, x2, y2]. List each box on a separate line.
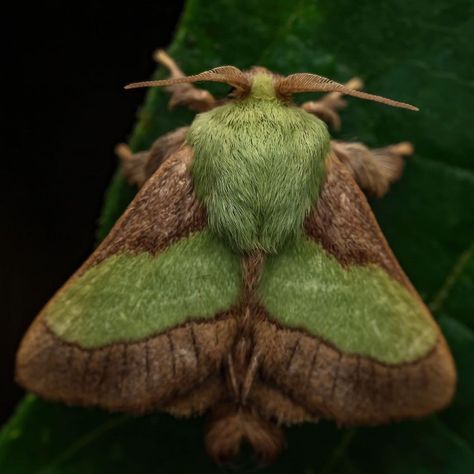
[332, 140, 414, 197]
[114, 143, 148, 187]
[116, 126, 189, 188]
[300, 77, 363, 130]
[154, 50, 216, 112]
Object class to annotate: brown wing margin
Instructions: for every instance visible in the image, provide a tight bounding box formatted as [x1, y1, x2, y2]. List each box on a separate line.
[253, 155, 456, 425]
[16, 145, 238, 414]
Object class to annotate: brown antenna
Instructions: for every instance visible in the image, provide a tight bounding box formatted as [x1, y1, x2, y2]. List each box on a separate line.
[125, 65, 250, 91]
[278, 73, 418, 111]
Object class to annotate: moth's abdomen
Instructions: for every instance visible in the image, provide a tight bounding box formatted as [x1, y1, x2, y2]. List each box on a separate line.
[188, 100, 330, 253]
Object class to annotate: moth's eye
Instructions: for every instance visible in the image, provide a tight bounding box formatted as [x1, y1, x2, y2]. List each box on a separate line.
[226, 86, 238, 98]
[225, 84, 250, 100]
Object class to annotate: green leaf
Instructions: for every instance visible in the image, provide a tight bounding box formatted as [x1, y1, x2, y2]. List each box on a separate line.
[2, 0, 473, 472]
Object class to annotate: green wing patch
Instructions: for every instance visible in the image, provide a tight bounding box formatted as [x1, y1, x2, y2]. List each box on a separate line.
[257, 237, 437, 364]
[46, 231, 241, 348]
[187, 92, 329, 253]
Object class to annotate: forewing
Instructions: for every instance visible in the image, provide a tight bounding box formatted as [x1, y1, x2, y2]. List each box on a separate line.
[254, 155, 456, 424]
[16, 146, 241, 414]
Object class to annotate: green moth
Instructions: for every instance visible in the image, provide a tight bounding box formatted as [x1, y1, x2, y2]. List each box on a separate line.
[16, 50, 456, 463]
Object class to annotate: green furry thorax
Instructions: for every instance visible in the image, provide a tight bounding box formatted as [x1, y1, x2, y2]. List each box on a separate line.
[187, 80, 330, 253]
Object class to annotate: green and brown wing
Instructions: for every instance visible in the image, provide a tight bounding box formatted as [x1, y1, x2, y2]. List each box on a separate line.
[16, 146, 241, 415]
[254, 155, 456, 425]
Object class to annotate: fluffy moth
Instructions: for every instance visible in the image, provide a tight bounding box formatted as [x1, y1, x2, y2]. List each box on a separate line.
[16, 51, 456, 463]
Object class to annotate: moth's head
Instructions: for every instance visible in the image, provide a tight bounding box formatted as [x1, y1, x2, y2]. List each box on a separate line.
[125, 63, 418, 111]
[243, 67, 282, 102]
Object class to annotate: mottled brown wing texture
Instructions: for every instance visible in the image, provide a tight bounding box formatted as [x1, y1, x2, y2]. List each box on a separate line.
[254, 155, 456, 425]
[16, 146, 240, 415]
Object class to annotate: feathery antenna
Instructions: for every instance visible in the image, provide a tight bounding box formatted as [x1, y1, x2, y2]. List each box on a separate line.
[278, 73, 418, 111]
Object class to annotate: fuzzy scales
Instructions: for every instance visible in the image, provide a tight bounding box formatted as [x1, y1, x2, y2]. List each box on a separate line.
[187, 74, 330, 253]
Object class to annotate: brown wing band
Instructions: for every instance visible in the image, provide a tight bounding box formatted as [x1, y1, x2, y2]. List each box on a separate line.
[16, 314, 237, 414]
[88, 145, 206, 268]
[305, 155, 409, 287]
[254, 318, 456, 425]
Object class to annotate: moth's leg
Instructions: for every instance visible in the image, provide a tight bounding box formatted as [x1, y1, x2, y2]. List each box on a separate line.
[331, 140, 414, 197]
[116, 126, 189, 188]
[300, 78, 363, 130]
[154, 49, 216, 112]
[115, 144, 148, 188]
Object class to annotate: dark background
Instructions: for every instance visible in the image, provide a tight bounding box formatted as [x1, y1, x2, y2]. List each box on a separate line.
[1, 2, 184, 424]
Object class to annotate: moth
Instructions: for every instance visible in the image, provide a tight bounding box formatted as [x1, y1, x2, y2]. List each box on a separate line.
[16, 50, 456, 463]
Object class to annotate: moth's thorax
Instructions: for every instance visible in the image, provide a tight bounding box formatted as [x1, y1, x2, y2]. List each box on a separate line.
[187, 91, 330, 253]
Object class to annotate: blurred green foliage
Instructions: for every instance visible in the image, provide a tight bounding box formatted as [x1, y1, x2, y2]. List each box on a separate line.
[1, 0, 473, 472]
